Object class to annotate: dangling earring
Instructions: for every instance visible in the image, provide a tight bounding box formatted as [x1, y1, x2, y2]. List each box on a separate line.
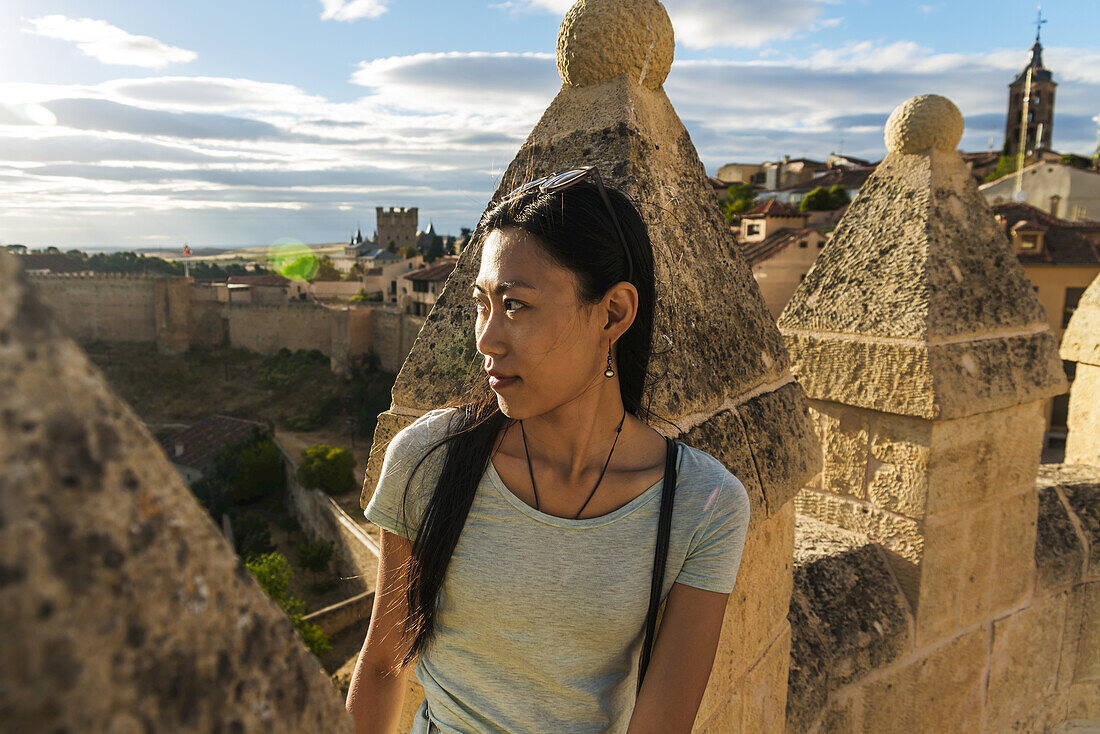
[604, 339, 615, 378]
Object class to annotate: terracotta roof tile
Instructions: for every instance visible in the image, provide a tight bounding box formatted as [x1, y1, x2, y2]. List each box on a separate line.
[158, 415, 270, 471]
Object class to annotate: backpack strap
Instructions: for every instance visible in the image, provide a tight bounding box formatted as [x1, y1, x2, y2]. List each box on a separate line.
[637, 435, 679, 695]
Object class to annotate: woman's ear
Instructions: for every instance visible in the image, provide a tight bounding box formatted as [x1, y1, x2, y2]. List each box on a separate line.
[603, 281, 638, 341]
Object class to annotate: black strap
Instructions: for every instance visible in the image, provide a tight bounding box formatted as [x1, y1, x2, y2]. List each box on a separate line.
[637, 436, 678, 695]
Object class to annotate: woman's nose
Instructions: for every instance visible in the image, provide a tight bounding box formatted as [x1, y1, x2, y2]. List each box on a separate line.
[474, 307, 506, 357]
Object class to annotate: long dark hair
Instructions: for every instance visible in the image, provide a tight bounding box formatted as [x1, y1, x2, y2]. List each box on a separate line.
[389, 178, 671, 670]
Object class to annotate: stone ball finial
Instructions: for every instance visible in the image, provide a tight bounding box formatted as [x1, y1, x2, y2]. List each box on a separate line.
[556, 0, 674, 90]
[884, 94, 964, 154]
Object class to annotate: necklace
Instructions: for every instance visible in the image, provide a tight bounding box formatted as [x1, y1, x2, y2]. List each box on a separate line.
[518, 407, 628, 520]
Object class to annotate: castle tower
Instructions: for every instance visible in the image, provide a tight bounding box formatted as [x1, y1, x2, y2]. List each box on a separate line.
[363, 0, 821, 729]
[1004, 11, 1056, 156]
[780, 95, 1067, 652]
[376, 206, 418, 251]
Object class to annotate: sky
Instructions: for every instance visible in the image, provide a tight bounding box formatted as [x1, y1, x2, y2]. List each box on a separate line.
[2, 0, 1098, 251]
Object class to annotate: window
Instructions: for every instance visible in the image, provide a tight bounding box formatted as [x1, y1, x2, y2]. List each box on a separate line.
[816, 240, 824, 249]
[1018, 234, 1038, 250]
[1063, 287, 1086, 329]
[746, 223, 761, 236]
[799, 240, 808, 248]
[412, 280, 429, 293]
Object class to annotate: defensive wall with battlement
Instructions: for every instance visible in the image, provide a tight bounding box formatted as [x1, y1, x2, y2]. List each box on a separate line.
[25, 271, 423, 375]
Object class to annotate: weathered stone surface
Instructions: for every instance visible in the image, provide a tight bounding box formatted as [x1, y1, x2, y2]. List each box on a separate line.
[1036, 482, 1087, 591]
[739, 624, 792, 734]
[786, 516, 910, 734]
[779, 95, 1066, 421]
[987, 591, 1066, 732]
[1065, 364, 1100, 466]
[1061, 274, 1100, 367]
[1039, 463, 1100, 579]
[0, 250, 353, 732]
[860, 626, 987, 734]
[707, 502, 795, 694]
[1072, 582, 1100, 682]
[883, 94, 964, 154]
[556, 0, 674, 90]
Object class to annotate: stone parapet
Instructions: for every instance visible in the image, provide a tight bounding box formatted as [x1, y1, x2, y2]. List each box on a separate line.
[1061, 274, 1100, 465]
[786, 463, 1100, 733]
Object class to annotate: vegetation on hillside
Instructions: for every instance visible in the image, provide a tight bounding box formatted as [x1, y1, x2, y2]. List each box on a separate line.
[799, 185, 851, 211]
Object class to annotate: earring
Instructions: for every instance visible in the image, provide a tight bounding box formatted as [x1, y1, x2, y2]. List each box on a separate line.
[604, 339, 615, 378]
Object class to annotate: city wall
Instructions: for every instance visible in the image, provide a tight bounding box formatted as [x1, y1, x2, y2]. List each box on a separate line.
[24, 272, 422, 374]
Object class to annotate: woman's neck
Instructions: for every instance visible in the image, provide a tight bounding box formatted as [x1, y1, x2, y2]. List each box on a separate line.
[508, 382, 631, 485]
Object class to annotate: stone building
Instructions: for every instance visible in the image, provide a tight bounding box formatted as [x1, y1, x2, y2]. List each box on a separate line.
[981, 162, 1100, 222]
[376, 206, 418, 252]
[1004, 21, 1057, 157]
[397, 255, 458, 316]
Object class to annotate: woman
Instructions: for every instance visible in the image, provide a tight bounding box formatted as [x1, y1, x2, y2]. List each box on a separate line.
[346, 168, 751, 734]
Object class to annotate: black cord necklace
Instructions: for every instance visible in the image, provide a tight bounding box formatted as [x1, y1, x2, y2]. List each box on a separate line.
[518, 407, 628, 520]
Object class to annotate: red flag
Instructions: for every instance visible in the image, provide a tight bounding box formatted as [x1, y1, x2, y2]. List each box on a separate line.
[183, 244, 192, 255]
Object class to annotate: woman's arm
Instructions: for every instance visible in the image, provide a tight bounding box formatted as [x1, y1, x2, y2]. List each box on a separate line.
[625, 581, 731, 734]
[346, 528, 418, 734]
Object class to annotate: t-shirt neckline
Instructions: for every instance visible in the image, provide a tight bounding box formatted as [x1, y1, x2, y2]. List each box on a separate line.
[484, 445, 681, 529]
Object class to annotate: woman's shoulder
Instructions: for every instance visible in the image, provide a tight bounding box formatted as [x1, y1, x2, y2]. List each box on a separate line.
[674, 441, 751, 514]
[385, 406, 463, 459]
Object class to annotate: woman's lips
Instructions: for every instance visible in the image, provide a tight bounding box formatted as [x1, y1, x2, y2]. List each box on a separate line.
[488, 374, 518, 389]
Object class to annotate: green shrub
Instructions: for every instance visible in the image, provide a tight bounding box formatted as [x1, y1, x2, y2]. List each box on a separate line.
[296, 538, 336, 574]
[280, 513, 302, 535]
[260, 348, 329, 390]
[190, 474, 233, 519]
[230, 510, 275, 560]
[246, 552, 332, 657]
[284, 393, 342, 431]
[229, 437, 286, 505]
[296, 444, 356, 494]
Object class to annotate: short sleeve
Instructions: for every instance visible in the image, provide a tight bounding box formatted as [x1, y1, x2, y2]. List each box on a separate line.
[364, 409, 452, 540]
[675, 473, 751, 594]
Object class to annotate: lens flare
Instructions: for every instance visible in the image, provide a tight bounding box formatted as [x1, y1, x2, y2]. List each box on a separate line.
[267, 238, 317, 282]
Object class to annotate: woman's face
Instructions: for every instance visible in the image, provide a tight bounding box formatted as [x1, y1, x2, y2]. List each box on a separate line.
[473, 227, 610, 419]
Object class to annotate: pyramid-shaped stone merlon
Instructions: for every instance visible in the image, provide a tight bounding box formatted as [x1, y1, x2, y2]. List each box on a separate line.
[779, 94, 1068, 647]
[0, 250, 353, 732]
[1060, 273, 1100, 464]
[365, 0, 820, 526]
[779, 94, 1066, 420]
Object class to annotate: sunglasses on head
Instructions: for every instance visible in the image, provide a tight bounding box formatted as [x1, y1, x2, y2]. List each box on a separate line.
[503, 166, 634, 284]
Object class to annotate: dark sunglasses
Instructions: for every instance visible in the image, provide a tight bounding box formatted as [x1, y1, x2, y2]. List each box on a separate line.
[503, 166, 634, 283]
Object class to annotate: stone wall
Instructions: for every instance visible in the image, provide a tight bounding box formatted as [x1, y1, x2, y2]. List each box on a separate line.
[370, 308, 424, 374]
[226, 302, 334, 356]
[787, 464, 1099, 733]
[28, 272, 161, 345]
[277, 440, 377, 596]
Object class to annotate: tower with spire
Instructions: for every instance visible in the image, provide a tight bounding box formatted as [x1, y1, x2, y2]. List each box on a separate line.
[1003, 7, 1056, 157]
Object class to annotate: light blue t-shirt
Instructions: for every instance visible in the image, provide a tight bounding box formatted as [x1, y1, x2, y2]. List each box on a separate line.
[364, 407, 750, 734]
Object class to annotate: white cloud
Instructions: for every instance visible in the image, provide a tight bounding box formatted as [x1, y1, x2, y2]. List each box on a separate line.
[22, 15, 196, 68]
[494, 0, 837, 49]
[318, 0, 389, 21]
[3, 41, 1100, 249]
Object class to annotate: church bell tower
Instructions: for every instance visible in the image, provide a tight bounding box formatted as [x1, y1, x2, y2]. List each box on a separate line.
[1004, 8, 1056, 157]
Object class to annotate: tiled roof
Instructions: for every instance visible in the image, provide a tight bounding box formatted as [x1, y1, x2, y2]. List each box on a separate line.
[16, 253, 88, 273]
[742, 228, 820, 266]
[993, 202, 1100, 265]
[773, 166, 876, 193]
[743, 199, 804, 218]
[405, 257, 458, 282]
[226, 274, 292, 287]
[158, 415, 270, 471]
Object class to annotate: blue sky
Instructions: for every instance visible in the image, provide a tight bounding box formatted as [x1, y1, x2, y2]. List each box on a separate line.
[2, 0, 1098, 250]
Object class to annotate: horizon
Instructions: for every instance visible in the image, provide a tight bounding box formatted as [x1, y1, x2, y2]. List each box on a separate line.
[2, 0, 1098, 251]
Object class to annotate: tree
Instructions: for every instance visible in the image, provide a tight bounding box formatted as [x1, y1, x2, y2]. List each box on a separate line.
[386, 240, 397, 253]
[398, 245, 419, 259]
[983, 154, 1020, 183]
[246, 552, 332, 656]
[426, 235, 445, 263]
[312, 255, 343, 282]
[719, 183, 757, 224]
[296, 444, 357, 495]
[827, 185, 850, 208]
[799, 186, 834, 211]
